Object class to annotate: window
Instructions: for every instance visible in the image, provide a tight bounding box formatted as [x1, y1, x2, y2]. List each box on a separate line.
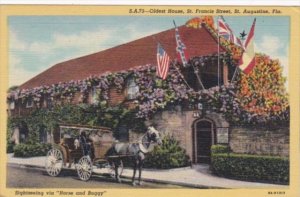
[39, 127, 48, 143]
[9, 101, 15, 110]
[46, 97, 53, 108]
[91, 87, 99, 104]
[126, 78, 139, 100]
[26, 99, 33, 108]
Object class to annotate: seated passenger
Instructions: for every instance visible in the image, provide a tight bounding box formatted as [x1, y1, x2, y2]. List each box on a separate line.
[79, 131, 91, 156]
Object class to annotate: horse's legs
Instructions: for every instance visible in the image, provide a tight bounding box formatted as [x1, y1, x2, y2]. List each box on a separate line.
[114, 160, 121, 183]
[137, 160, 143, 185]
[132, 160, 138, 186]
[137, 152, 145, 185]
[68, 154, 73, 168]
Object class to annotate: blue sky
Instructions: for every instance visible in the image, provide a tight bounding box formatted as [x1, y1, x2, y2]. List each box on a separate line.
[9, 16, 289, 88]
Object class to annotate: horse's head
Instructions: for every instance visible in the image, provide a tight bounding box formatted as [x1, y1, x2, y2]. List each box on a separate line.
[147, 126, 162, 145]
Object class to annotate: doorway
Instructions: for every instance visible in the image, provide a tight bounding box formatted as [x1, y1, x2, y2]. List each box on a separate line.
[193, 119, 215, 163]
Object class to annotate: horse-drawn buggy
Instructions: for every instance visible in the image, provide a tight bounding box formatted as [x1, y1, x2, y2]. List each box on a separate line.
[45, 124, 123, 181]
[45, 123, 162, 185]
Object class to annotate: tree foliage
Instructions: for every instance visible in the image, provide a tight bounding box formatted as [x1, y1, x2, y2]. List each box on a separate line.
[7, 104, 147, 144]
[237, 53, 289, 116]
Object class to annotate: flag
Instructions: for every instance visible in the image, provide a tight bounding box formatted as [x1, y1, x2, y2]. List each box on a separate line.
[174, 21, 189, 67]
[156, 43, 170, 80]
[239, 18, 256, 74]
[218, 16, 243, 48]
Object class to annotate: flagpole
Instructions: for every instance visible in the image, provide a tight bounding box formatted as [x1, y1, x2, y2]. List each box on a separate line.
[173, 19, 205, 90]
[172, 61, 192, 90]
[193, 65, 205, 90]
[217, 16, 220, 87]
[231, 66, 239, 82]
[231, 20, 249, 82]
[172, 20, 192, 89]
[173, 20, 187, 67]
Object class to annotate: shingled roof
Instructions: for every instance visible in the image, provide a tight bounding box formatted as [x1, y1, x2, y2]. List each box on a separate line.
[20, 25, 225, 90]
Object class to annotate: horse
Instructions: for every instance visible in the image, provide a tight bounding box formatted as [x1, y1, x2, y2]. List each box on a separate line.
[106, 126, 162, 186]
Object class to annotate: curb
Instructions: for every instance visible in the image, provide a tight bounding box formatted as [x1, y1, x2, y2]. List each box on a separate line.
[8, 162, 216, 188]
[121, 176, 222, 189]
[138, 166, 193, 172]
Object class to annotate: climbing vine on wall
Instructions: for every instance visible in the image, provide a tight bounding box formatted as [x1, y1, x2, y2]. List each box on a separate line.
[8, 103, 148, 143]
[8, 53, 289, 127]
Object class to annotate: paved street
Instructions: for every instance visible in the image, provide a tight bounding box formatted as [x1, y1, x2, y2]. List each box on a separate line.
[6, 164, 186, 188]
[7, 154, 287, 188]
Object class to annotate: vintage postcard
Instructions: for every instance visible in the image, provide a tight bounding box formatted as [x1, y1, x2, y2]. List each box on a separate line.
[0, 4, 299, 197]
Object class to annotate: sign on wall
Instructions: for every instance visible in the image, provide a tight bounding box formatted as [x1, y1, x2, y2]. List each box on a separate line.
[217, 128, 229, 144]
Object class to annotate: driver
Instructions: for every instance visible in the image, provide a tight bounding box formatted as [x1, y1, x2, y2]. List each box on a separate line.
[79, 131, 91, 156]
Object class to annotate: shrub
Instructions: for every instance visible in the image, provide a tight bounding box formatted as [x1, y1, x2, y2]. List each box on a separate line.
[7, 141, 15, 153]
[211, 145, 230, 154]
[211, 153, 289, 184]
[143, 135, 191, 169]
[14, 143, 52, 157]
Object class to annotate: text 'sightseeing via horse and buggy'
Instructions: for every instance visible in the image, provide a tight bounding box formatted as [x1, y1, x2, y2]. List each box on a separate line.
[45, 124, 162, 185]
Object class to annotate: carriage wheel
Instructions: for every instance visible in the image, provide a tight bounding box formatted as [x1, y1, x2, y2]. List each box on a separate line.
[76, 156, 93, 181]
[45, 148, 63, 177]
[109, 160, 124, 178]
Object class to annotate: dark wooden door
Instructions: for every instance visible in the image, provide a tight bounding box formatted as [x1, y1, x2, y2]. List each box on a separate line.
[195, 120, 213, 163]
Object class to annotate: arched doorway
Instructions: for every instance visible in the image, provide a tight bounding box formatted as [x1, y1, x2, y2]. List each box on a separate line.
[193, 119, 215, 163]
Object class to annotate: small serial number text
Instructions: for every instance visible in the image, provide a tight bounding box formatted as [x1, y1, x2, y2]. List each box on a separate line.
[268, 191, 285, 195]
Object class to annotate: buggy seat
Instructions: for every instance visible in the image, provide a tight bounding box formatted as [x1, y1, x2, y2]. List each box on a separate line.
[60, 137, 82, 162]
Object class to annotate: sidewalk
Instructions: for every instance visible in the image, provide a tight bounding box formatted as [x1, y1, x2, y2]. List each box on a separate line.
[7, 154, 288, 188]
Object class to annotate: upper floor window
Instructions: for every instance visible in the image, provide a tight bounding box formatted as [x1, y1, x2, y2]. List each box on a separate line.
[126, 78, 139, 100]
[91, 87, 99, 104]
[46, 97, 53, 108]
[26, 99, 33, 108]
[9, 101, 15, 110]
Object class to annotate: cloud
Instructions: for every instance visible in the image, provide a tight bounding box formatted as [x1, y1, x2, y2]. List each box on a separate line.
[9, 30, 27, 51]
[9, 24, 161, 86]
[25, 24, 159, 57]
[12, 25, 158, 58]
[27, 28, 116, 55]
[8, 54, 37, 87]
[121, 24, 158, 43]
[27, 42, 52, 54]
[256, 35, 284, 55]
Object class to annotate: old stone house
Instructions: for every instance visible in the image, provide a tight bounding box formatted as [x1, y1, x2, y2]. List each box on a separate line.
[7, 23, 289, 163]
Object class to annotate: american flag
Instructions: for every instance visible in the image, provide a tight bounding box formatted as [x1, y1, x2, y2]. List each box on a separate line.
[174, 22, 189, 67]
[218, 16, 243, 48]
[156, 43, 170, 80]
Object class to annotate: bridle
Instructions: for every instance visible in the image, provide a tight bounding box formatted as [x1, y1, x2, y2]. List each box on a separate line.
[138, 127, 161, 154]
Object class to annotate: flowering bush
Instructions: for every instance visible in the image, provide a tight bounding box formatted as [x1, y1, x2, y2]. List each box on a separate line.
[237, 53, 288, 117]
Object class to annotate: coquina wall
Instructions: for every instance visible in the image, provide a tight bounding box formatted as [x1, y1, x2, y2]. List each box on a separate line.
[129, 107, 289, 162]
[229, 126, 289, 157]
[137, 106, 229, 161]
